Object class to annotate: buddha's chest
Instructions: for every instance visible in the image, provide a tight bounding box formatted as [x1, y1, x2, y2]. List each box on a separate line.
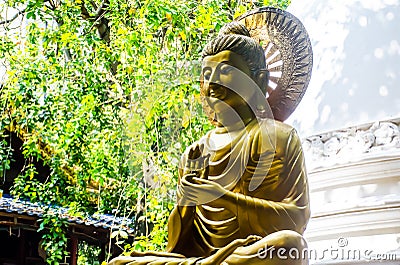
[207, 130, 242, 150]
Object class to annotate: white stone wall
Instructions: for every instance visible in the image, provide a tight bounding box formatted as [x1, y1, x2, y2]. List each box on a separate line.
[301, 119, 400, 264]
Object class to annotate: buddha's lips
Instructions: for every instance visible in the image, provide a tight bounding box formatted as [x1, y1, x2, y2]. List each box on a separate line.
[206, 85, 227, 99]
[209, 91, 223, 98]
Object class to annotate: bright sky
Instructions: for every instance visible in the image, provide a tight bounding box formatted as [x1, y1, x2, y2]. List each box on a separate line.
[287, 0, 400, 136]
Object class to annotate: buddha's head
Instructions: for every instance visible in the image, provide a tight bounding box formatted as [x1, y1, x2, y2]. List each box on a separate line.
[201, 22, 269, 125]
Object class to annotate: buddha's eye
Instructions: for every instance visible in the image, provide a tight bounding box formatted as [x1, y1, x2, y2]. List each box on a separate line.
[219, 64, 234, 75]
[203, 69, 212, 81]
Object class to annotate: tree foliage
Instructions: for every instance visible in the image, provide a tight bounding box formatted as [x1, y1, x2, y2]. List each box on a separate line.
[0, 0, 290, 263]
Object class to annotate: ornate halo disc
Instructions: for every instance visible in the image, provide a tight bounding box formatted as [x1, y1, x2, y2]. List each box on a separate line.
[236, 7, 313, 121]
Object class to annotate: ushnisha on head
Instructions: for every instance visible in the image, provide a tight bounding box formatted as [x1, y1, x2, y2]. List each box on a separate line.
[202, 22, 269, 96]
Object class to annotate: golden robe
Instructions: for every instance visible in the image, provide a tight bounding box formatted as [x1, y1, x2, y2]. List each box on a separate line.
[109, 118, 310, 265]
[168, 118, 309, 256]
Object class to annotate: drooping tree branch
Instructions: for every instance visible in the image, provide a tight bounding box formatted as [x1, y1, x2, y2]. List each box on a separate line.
[0, 8, 26, 25]
[81, 0, 111, 42]
[81, 0, 118, 73]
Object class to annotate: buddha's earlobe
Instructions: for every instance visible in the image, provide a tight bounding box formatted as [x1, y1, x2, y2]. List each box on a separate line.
[251, 69, 269, 118]
[255, 95, 268, 118]
[253, 69, 269, 95]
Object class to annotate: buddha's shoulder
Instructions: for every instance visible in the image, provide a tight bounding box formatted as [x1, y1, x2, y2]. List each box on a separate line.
[261, 119, 293, 131]
[257, 119, 296, 139]
[253, 119, 299, 157]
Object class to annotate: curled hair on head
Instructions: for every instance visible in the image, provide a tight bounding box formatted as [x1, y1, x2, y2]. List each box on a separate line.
[202, 22, 266, 81]
[217, 21, 251, 37]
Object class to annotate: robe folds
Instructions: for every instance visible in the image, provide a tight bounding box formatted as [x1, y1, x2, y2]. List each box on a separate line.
[109, 118, 310, 265]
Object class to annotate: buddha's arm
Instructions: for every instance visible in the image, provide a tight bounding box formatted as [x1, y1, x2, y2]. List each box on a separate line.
[214, 129, 310, 236]
[166, 205, 196, 253]
[222, 188, 309, 236]
[166, 166, 201, 255]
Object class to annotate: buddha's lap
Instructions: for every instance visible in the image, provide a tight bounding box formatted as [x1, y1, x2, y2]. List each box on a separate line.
[108, 230, 307, 265]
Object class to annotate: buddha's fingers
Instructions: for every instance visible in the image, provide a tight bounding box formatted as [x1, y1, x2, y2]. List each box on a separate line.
[198, 236, 260, 265]
[243, 235, 263, 245]
[225, 231, 308, 265]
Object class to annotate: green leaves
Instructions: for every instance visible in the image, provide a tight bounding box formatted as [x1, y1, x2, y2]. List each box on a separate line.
[0, 0, 290, 263]
[38, 209, 69, 265]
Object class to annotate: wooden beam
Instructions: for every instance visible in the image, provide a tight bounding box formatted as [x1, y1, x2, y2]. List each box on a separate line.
[18, 229, 25, 265]
[99, 243, 106, 263]
[70, 235, 78, 265]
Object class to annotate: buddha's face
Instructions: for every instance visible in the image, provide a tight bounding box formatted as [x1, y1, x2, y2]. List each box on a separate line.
[201, 50, 260, 117]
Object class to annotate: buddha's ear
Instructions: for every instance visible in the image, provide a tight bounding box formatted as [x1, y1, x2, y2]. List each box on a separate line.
[253, 69, 269, 94]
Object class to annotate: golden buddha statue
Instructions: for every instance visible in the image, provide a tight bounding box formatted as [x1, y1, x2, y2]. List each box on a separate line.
[109, 7, 313, 265]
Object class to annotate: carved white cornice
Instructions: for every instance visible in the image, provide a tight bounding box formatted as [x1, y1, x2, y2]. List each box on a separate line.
[302, 118, 400, 171]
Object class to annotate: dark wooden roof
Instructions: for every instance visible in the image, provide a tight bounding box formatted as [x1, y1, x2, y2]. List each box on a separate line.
[0, 196, 135, 234]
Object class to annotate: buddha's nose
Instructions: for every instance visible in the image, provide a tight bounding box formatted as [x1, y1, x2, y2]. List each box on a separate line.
[205, 83, 214, 97]
[205, 71, 220, 95]
[210, 70, 220, 84]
